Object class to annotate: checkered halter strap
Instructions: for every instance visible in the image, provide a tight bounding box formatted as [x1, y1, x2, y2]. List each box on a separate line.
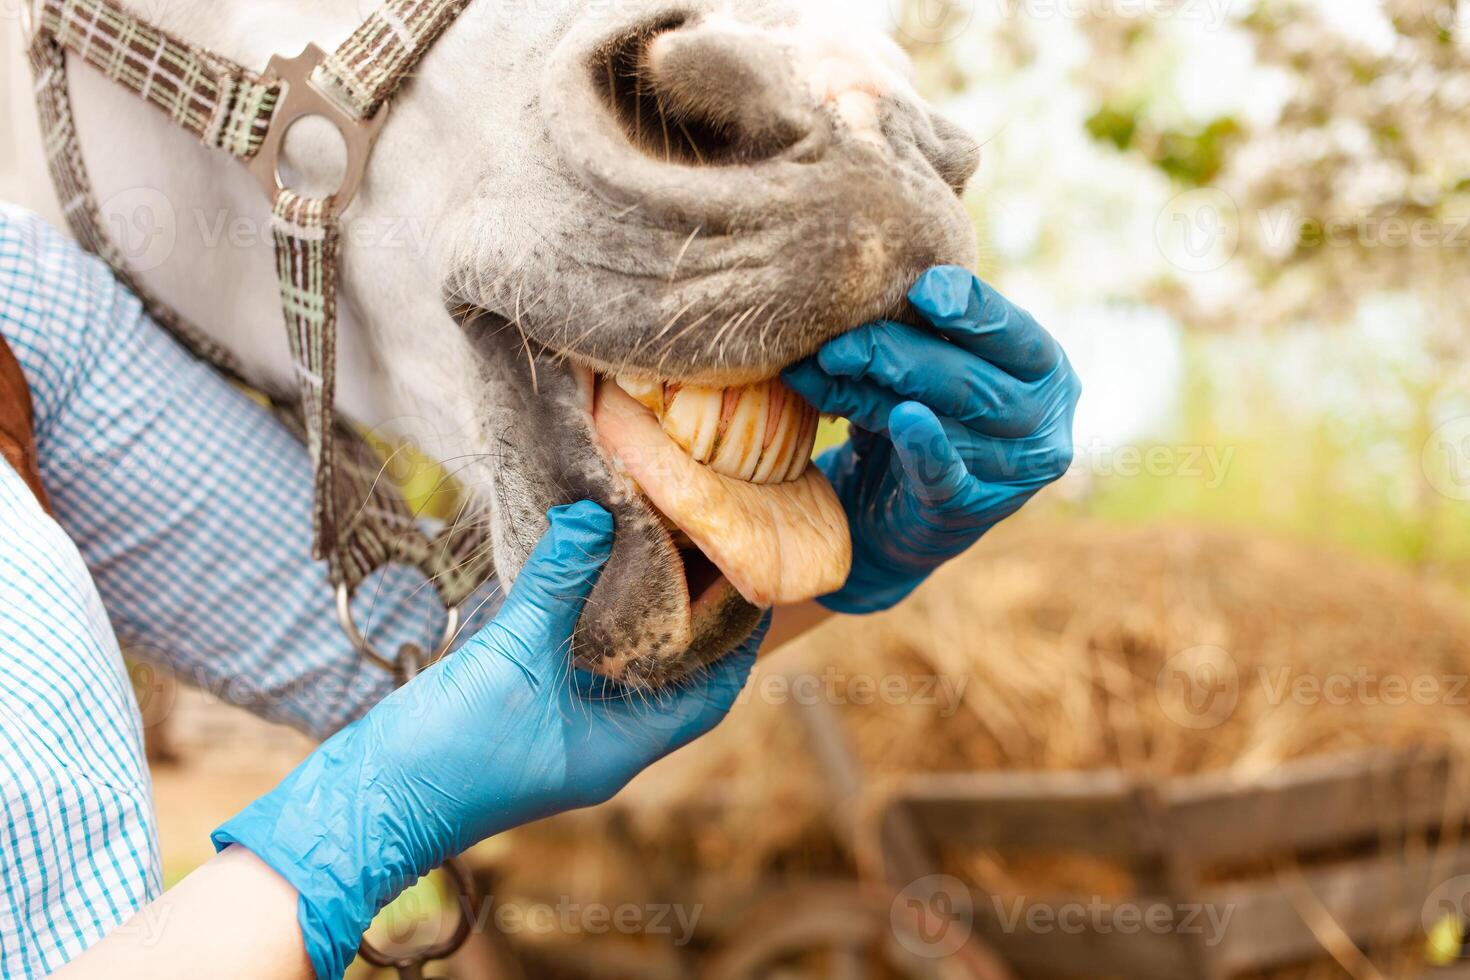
[25, 0, 492, 609]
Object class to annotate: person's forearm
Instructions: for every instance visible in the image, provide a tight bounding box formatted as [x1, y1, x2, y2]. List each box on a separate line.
[53, 846, 310, 980]
[765, 600, 834, 652]
[1, 208, 498, 740]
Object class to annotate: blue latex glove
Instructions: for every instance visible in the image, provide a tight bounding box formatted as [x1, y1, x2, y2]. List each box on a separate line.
[783, 266, 1081, 614]
[213, 501, 764, 979]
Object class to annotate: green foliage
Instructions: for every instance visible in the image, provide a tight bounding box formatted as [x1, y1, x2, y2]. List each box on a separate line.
[1153, 117, 1242, 186]
[1084, 105, 1241, 186]
[1085, 105, 1138, 152]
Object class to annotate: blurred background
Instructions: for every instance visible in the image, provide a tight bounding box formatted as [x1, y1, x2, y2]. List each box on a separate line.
[6, 0, 1470, 977]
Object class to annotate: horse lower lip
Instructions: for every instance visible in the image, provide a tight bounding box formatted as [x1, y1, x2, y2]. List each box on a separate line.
[532, 359, 737, 617]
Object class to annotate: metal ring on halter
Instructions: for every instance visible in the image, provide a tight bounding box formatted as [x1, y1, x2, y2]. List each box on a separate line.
[335, 583, 462, 676]
[356, 855, 479, 972]
[247, 43, 390, 209]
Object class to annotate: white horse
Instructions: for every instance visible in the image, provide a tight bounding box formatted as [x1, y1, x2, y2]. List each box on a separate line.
[4, 0, 979, 682]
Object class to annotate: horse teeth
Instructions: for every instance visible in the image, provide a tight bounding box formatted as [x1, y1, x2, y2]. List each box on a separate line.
[615, 375, 818, 484]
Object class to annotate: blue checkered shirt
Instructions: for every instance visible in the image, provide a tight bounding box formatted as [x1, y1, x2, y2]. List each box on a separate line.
[0, 205, 501, 975]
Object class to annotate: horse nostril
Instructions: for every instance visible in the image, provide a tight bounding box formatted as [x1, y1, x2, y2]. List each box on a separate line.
[595, 19, 816, 167]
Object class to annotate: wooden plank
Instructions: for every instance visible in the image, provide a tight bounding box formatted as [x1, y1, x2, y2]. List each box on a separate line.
[1130, 783, 1226, 980]
[971, 844, 1470, 980]
[886, 750, 1465, 866]
[878, 752, 1470, 977]
[1207, 844, 1470, 975]
[971, 894, 1203, 980]
[879, 770, 1146, 859]
[1165, 749, 1462, 865]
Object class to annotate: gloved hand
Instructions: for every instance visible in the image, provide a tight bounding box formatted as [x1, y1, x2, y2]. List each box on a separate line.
[213, 501, 764, 980]
[783, 266, 1081, 614]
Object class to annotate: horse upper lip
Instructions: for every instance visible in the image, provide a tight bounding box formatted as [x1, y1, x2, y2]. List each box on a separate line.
[550, 346, 795, 391]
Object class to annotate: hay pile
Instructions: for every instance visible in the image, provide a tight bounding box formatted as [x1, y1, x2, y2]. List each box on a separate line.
[610, 516, 1470, 869]
[482, 516, 1470, 975]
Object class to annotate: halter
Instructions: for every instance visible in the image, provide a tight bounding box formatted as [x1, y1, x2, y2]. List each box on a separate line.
[22, 0, 495, 615]
[24, 2, 492, 970]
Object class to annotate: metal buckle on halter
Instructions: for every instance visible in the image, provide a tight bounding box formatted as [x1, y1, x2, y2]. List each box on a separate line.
[247, 43, 389, 209]
[357, 855, 479, 976]
[335, 583, 462, 679]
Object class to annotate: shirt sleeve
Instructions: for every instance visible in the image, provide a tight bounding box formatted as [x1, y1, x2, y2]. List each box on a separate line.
[0, 206, 503, 741]
[0, 463, 160, 977]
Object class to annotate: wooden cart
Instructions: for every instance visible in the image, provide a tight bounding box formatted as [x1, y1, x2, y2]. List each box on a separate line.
[705, 692, 1470, 980]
